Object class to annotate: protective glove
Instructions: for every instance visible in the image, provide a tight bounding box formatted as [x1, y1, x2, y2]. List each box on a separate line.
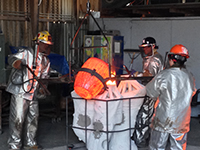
[143, 69, 153, 76]
[133, 70, 153, 77]
[36, 86, 47, 99]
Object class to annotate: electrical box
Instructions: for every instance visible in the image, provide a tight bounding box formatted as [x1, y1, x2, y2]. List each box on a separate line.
[84, 35, 124, 75]
[0, 33, 10, 85]
[0, 33, 6, 84]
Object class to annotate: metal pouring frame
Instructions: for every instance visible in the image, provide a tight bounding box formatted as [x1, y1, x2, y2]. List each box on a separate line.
[65, 94, 151, 150]
[66, 0, 153, 149]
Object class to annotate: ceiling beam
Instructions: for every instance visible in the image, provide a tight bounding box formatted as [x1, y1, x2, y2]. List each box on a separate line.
[101, 2, 200, 17]
[0, 16, 27, 21]
[169, 8, 198, 16]
[0, 16, 74, 23]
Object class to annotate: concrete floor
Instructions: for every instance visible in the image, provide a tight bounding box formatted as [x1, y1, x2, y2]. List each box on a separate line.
[1, 96, 200, 150]
[1, 112, 200, 150]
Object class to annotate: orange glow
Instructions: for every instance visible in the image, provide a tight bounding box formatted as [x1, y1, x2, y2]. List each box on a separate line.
[176, 134, 185, 141]
[106, 80, 116, 86]
[74, 57, 109, 99]
[182, 142, 186, 150]
[111, 71, 116, 76]
[106, 72, 116, 86]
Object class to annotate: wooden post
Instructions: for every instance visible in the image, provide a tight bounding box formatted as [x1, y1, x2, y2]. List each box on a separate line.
[30, 0, 39, 39]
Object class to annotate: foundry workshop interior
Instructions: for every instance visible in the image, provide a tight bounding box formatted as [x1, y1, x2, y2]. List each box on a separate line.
[0, 0, 200, 150]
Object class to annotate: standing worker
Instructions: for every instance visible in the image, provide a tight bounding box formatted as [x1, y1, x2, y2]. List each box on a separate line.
[6, 31, 53, 150]
[132, 37, 164, 147]
[146, 44, 196, 150]
[139, 36, 163, 77]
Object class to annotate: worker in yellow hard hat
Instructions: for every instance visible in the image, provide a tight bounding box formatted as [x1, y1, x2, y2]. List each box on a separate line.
[6, 31, 53, 150]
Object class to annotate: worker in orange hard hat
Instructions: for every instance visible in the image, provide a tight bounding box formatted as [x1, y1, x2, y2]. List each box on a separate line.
[6, 31, 53, 150]
[146, 44, 196, 150]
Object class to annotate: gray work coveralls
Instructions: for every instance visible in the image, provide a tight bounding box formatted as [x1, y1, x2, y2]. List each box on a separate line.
[6, 48, 50, 149]
[146, 67, 196, 150]
[132, 52, 164, 147]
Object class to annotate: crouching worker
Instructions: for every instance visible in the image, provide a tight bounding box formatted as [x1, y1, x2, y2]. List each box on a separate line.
[146, 44, 196, 150]
[6, 31, 53, 150]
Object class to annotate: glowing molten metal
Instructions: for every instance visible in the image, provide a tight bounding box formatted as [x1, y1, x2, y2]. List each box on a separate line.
[74, 57, 109, 99]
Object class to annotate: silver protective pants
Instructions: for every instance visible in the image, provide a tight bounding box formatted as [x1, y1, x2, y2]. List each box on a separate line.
[149, 129, 187, 150]
[8, 94, 39, 149]
[132, 96, 155, 147]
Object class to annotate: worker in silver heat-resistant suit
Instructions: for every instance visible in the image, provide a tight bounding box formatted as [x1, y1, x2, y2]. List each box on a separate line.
[6, 31, 53, 150]
[132, 37, 164, 148]
[139, 36, 163, 77]
[146, 44, 196, 150]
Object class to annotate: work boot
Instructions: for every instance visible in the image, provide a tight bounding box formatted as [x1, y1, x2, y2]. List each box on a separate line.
[23, 145, 43, 150]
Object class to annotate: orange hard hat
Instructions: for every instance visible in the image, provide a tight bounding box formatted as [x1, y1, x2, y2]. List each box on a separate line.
[169, 44, 189, 58]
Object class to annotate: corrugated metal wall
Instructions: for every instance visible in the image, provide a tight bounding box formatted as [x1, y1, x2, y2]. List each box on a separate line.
[0, 0, 32, 48]
[0, 0, 88, 63]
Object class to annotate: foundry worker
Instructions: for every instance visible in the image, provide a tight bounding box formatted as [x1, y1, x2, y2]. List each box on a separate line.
[138, 36, 163, 77]
[6, 31, 53, 150]
[146, 44, 196, 150]
[132, 36, 164, 147]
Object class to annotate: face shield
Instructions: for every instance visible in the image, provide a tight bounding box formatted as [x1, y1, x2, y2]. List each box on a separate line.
[139, 44, 154, 58]
[39, 42, 52, 56]
[164, 52, 187, 68]
[163, 52, 170, 69]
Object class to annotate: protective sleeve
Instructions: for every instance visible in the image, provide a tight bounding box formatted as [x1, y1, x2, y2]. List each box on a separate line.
[7, 50, 25, 67]
[40, 57, 50, 79]
[148, 56, 163, 76]
[146, 74, 164, 98]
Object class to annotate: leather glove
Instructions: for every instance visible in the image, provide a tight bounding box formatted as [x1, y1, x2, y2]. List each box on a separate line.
[143, 69, 153, 76]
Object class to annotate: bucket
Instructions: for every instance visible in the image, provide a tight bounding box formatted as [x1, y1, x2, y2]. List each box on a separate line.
[74, 57, 109, 99]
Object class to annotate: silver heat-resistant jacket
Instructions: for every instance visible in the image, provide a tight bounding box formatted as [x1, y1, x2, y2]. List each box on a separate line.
[6, 48, 50, 100]
[132, 52, 164, 147]
[6, 48, 50, 149]
[146, 67, 196, 133]
[143, 53, 163, 76]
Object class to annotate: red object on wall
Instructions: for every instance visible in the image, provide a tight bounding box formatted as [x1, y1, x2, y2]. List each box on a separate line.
[74, 57, 109, 99]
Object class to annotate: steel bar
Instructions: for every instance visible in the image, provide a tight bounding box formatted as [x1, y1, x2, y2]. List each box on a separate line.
[70, 45, 108, 50]
[25, 64, 51, 95]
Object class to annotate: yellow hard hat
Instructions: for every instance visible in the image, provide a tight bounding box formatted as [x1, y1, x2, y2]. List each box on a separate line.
[33, 31, 53, 45]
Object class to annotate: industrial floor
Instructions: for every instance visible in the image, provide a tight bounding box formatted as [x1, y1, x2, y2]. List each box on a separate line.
[1, 101, 200, 150]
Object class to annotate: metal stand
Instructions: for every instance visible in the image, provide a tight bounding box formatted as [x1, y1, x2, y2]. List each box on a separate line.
[66, 96, 87, 150]
[191, 89, 200, 123]
[0, 85, 7, 135]
[69, 0, 111, 80]
[66, 96, 68, 150]
[0, 90, 2, 134]
[67, 95, 146, 150]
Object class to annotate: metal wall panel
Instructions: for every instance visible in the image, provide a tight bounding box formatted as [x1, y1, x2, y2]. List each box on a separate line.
[0, 0, 86, 66]
[0, 0, 75, 47]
